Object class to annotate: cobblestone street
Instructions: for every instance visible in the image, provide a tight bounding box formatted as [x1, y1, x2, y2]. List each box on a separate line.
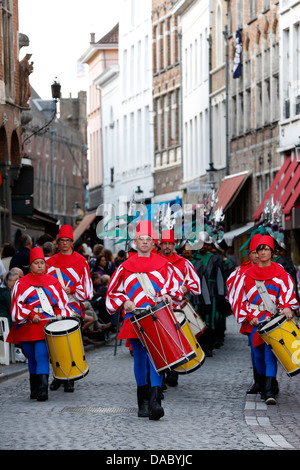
[1, 315, 300, 455]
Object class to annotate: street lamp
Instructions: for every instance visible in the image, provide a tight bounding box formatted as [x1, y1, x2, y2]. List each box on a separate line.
[21, 78, 61, 153]
[135, 185, 144, 203]
[295, 136, 300, 162]
[51, 78, 61, 102]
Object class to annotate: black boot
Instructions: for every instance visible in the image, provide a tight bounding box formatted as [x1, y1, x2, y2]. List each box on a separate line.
[263, 377, 277, 405]
[64, 380, 74, 392]
[272, 378, 279, 396]
[165, 370, 178, 387]
[29, 374, 37, 399]
[149, 386, 164, 421]
[247, 370, 265, 394]
[137, 385, 150, 418]
[36, 374, 48, 401]
[50, 377, 61, 391]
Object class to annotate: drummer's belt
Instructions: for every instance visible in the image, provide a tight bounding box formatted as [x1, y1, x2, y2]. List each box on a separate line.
[34, 307, 44, 314]
[249, 303, 266, 312]
[255, 280, 278, 316]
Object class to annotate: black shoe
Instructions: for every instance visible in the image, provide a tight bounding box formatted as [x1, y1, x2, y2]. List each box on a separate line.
[247, 371, 265, 394]
[165, 370, 178, 387]
[50, 378, 61, 391]
[36, 374, 48, 401]
[204, 348, 213, 357]
[149, 387, 164, 420]
[137, 385, 150, 418]
[264, 377, 277, 405]
[64, 380, 74, 392]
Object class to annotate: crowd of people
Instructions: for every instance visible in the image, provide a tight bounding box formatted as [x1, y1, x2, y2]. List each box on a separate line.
[1, 221, 299, 418]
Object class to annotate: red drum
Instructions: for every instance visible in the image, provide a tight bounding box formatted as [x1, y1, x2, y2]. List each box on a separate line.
[130, 301, 196, 373]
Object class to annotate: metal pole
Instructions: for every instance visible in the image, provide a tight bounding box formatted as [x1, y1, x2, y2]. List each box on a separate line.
[223, 25, 229, 176]
[178, 27, 184, 177]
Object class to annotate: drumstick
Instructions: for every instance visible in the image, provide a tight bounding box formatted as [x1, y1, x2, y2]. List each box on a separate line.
[182, 274, 188, 287]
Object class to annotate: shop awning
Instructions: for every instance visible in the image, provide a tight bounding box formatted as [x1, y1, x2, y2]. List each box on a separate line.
[253, 156, 300, 221]
[223, 223, 255, 245]
[73, 213, 97, 241]
[215, 171, 249, 212]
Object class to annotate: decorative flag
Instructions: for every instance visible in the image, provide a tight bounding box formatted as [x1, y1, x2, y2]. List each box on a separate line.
[233, 29, 242, 79]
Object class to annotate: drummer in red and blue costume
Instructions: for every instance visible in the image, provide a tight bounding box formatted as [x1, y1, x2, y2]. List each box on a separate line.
[232, 235, 299, 404]
[6, 247, 72, 401]
[227, 233, 261, 394]
[47, 225, 93, 319]
[158, 229, 201, 386]
[105, 220, 183, 420]
[46, 224, 93, 391]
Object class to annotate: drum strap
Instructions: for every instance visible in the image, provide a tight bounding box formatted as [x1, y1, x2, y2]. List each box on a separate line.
[136, 273, 157, 301]
[55, 268, 76, 303]
[36, 287, 55, 316]
[255, 280, 278, 315]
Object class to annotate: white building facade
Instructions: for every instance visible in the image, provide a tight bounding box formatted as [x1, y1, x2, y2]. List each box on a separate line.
[279, 0, 300, 151]
[118, 0, 154, 204]
[97, 0, 154, 250]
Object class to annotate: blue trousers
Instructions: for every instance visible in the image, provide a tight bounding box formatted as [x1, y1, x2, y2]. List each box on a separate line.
[21, 340, 49, 375]
[130, 338, 163, 387]
[249, 328, 277, 377]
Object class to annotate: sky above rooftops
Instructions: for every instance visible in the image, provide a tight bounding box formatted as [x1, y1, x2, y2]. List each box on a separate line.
[19, 0, 121, 100]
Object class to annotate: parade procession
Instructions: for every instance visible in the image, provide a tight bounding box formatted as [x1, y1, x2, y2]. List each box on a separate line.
[1, 0, 300, 454]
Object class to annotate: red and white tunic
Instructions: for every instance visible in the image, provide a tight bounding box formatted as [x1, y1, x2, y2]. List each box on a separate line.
[7, 273, 72, 343]
[226, 259, 252, 323]
[105, 251, 183, 339]
[47, 251, 93, 318]
[230, 262, 299, 346]
[159, 252, 201, 307]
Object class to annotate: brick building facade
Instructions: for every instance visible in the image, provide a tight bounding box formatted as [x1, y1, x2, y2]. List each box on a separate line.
[20, 87, 88, 241]
[226, 1, 280, 229]
[0, 0, 25, 245]
[152, 0, 182, 204]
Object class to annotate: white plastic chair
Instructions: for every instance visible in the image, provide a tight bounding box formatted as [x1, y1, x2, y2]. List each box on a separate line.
[0, 317, 15, 365]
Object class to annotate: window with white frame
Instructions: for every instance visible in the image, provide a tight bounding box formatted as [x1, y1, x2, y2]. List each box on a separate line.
[293, 22, 300, 115]
[248, 0, 256, 22]
[236, 0, 243, 29]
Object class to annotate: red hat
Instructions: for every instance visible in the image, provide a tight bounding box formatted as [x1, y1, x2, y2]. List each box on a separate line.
[248, 234, 262, 252]
[134, 220, 156, 239]
[30, 247, 45, 264]
[153, 230, 159, 246]
[160, 229, 175, 244]
[58, 225, 74, 241]
[257, 235, 275, 251]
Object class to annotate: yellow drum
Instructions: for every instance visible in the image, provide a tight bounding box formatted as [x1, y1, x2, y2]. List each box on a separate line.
[174, 310, 205, 374]
[257, 314, 300, 377]
[182, 299, 206, 338]
[44, 318, 89, 381]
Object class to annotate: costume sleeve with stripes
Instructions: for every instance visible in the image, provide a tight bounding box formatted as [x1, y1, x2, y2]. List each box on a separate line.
[105, 266, 129, 315]
[162, 263, 184, 299]
[184, 259, 201, 295]
[10, 279, 72, 324]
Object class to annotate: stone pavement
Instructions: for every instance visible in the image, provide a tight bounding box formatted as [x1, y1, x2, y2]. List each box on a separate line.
[1, 315, 300, 453]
